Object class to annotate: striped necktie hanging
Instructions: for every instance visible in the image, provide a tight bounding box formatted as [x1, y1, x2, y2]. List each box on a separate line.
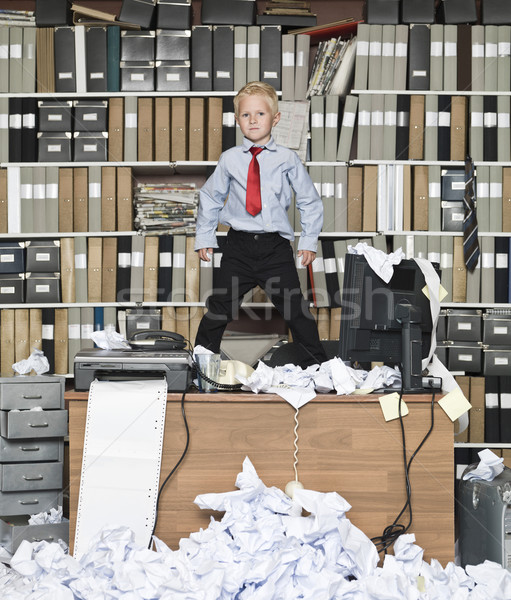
[463, 156, 480, 273]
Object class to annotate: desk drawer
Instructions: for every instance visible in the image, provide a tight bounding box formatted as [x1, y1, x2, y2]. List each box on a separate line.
[0, 490, 62, 516]
[0, 462, 63, 491]
[0, 516, 69, 553]
[0, 410, 68, 438]
[0, 437, 62, 463]
[0, 379, 63, 410]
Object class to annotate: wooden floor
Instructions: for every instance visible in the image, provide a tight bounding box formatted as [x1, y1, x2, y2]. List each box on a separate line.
[68, 391, 454, 565]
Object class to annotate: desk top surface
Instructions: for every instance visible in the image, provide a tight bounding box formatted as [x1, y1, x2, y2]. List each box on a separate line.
[66, 390, 442, 404]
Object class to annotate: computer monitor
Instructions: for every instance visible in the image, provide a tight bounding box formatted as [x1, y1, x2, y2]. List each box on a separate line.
[338, 254, 437, 391]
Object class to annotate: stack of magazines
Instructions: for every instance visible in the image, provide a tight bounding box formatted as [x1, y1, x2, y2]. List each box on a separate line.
[134, 183, 199, 234]
[0, 8, 35, 26]
[307, 36, 356, 97]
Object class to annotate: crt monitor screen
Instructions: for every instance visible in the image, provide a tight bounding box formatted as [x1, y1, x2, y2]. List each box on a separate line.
[338, 254, 436, 367]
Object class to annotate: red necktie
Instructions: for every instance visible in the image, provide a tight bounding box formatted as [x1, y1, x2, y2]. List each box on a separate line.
[246, 146, 264, 216]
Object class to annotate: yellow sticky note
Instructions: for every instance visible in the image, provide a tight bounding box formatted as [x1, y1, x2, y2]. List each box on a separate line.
[438, 387, 472, 421]
[379, 392, 409, 421]
[422, 284, 448, 302]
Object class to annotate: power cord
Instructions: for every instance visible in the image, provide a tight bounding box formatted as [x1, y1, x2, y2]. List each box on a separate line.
[149, 389, 190, 548]
[371, 370, 436, 555]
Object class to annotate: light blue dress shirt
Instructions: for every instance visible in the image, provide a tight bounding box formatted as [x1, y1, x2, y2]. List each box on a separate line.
[194, 136, 323, 252]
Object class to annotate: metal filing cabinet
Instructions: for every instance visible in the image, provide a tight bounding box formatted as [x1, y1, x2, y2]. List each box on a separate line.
[0, 376, 69, 551]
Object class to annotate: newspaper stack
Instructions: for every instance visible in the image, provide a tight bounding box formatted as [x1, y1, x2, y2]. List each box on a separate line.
[133, 183, 199, 234]
[307, 35, 356, 97]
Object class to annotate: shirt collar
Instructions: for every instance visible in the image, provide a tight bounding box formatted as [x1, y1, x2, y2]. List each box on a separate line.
[242, 136, 277, 152]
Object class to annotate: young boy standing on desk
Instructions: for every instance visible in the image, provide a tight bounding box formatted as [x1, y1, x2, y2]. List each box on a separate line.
[194, 81, 328, 367]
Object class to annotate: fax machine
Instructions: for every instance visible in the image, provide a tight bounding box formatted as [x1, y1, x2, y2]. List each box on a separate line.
[74, 348, 192, 392]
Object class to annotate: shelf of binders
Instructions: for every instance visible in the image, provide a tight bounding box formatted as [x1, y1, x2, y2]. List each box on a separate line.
[352, 90, 511, 96]
[454, 443, 511, 448]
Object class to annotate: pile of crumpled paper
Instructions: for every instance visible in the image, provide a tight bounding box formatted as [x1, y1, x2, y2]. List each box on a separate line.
[0, 457, 509, 599]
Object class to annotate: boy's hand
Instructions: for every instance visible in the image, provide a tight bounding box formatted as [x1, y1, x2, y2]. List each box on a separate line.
[297, 250, 316, 267]
[198, 248, 213, 262]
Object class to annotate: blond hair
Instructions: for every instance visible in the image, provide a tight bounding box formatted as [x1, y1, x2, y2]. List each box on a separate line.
[233, 81, 279, 117]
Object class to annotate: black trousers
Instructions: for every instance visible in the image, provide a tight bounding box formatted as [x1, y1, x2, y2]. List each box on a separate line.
[195, 229, 328, 366]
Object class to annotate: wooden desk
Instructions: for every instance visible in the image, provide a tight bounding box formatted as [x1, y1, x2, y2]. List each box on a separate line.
[68, 391, 454, 564]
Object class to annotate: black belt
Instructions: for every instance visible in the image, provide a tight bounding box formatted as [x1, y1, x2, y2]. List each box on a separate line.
[228, 229, 281, 241]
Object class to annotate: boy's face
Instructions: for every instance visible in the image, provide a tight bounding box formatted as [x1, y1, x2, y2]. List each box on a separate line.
[235, 94, 280, 146]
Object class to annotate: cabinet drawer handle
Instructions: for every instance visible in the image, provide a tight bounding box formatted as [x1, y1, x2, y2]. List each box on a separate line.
[32, 536, 54, 542]
[19, 500, 39, 505]
[22, 394, 42, 400]
[23, 475, 44, 481]
[28, 423, 49, 428]
[21, 446, 40, 452]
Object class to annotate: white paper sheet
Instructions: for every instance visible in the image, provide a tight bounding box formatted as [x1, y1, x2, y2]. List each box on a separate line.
[73, 379, 168, 559]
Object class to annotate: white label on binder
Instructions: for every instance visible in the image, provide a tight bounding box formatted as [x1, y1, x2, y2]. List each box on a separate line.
[369, 41, 381, 56]
[496, 358, 510, 368]
[35, 284, 50, 293]
[322, 183, 334, 198]
[263, 71, 277, 79]
[23, 113, 36, 127]
[412, 70, 427, 77]
[494, 326, 509, 335]
[248, 44, 259, 58]
[336, 183, 344, 198]
[81, 323, 94, 338]
[425, 111, 438, 127]
[382, 42, 394, 57]
[235, 44, 247, 59]
[130, 73, 145, 81]
[48, 144, 62, 152]
[490, 182, 502, 197]
[174, 252, 185, 268]
[471, 111, 483, 127]
[484, 113, 497, 127]
[444, 42, 457, 57]
[216, 71, 231, 79]
[496, 253, 508, 268]
[458, 354, 472, 362]
[472, 43, 484, 58]
[160, 252, 172, 267]
[9, 114, 21, 128]
[458, 322, 472, 331]
[0, 254, 14, 262]
[296, 50, 305, 67]
[429, 182, 441, 197]
[0, 44, 8, 59]
[89, 183, 101, 197]
[311, 113, 324, 127]
[90, 72, 105, 79]
[385, 111, 396, 126]
[58, 72, 73, 79]
[36, 252, 50, 262]
[83, 144, 98, 152]
[430, 42, 443, 57]
[166, 73, 180, 81]
[499, 42, 511, 56]
[358, 111, 371, 126]
[0, 286, 14, 294]
[75, 253, 87, 269]
[342, 112, 356, 127]
[452, 182, 465, 190]
[125, 113, 137, 128]
[47, 183, 59, 198]
[312, 257, 324, 272]
[325, 113, 338, 128]
[324, 258, 336, 273]
[482, 253, 495, 268]
[485, 42, 498, 57]
[194, 71, 209, 78]
[438, 112, 451, 127]
[48, 114, 63, 121]
[10, 43, 22, 59]
[395, 42, 407, 57]
[42, 324, 54, 339]
[83, 113, 98, 121]
[371, 110, 383, 126]
[68, 323, 81, 339]
[441, 253, 453, 268]
[282, 52, 294, 66]
[357, 41, 369, 56]
[131, 251, 144, 268]
[118, 252, 130, 268]
[498, 113, 510, 128]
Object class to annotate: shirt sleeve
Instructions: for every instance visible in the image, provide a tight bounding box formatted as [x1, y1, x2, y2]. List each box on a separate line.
[289, 153, 323, 252]
[194, 153, 231, 250]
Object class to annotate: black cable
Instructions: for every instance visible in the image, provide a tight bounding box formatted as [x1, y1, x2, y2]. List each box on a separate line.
[371, 370, 436, 555]
[149, 389, 190, 548]
[186, 347, 244, 391]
